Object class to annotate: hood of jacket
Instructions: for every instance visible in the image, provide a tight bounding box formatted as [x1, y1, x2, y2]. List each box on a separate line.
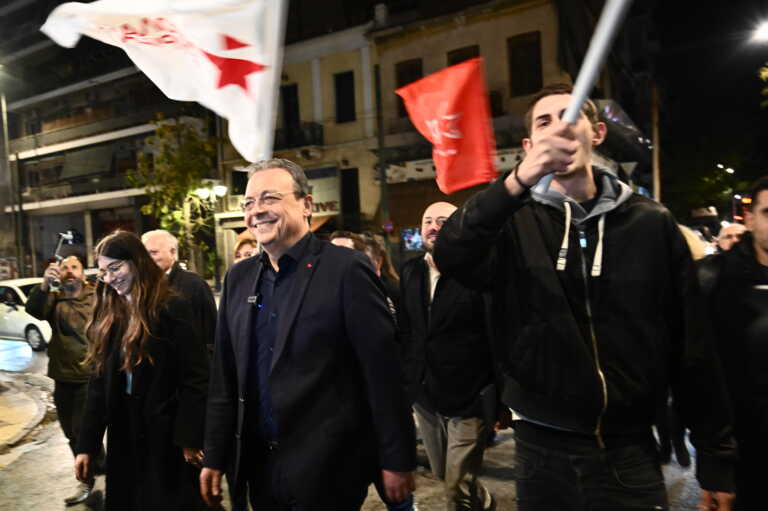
[530, 168, 635, 276]
[531, 167, 634, 225]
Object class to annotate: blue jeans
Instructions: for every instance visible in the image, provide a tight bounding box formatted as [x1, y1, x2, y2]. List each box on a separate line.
[514, 422, 668, 511]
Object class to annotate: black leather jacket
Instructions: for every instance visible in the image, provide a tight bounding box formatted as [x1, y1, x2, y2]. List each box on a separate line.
[434, 171, 737, 492]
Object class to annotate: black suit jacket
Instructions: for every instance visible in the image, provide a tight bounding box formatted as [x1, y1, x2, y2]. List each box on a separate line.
[168, 263, 217, 352]
[399, 254, 494, 417]
[204, 234, 415, 503]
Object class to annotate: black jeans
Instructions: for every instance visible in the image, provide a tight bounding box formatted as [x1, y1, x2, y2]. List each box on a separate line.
[514, 422, 668, 511]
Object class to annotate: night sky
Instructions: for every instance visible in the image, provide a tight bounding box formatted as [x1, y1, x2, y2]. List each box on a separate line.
[654, 1, 768, 215]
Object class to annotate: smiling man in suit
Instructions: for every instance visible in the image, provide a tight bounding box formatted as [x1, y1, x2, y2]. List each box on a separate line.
[399, 201, 498, 511]
[200, 158, 416, 511]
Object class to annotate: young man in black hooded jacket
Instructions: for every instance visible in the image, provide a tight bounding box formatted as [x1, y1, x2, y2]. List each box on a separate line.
[433, 84, 737, 511]
[697, 176, 768, 510]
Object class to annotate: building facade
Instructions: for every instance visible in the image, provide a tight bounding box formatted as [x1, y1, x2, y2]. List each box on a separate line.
[1, 0, 654, 278]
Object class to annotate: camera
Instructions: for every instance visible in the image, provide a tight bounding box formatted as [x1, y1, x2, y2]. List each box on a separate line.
[50, 231, 76, 293]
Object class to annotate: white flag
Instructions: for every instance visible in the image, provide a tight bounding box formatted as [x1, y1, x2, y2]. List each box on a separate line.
[41, 0, 288, 162]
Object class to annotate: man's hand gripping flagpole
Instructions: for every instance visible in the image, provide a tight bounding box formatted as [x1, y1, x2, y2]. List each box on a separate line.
[533, 0, 633, 194]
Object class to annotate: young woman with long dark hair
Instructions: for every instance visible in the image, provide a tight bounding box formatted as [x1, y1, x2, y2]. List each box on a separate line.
[74, 231, 209, 510]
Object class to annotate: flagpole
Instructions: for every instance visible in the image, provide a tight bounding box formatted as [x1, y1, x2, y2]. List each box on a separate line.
[262, 0, 289, 161]
[535, 0, 634, 193]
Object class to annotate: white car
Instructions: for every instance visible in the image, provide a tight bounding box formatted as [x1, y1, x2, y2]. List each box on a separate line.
[0, 278, 52, 351]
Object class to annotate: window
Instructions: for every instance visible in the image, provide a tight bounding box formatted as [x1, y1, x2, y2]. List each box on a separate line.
[446, 45, 480, 66]
[507, 31, 542, 97]
[280, 84, 300, 129]
[395, 58, 423, 117]
[0, 287, 21, 305]
[334, 71, 356, 123]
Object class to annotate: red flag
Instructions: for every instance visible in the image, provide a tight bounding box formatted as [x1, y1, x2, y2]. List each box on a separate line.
[396, 58, 497, 194]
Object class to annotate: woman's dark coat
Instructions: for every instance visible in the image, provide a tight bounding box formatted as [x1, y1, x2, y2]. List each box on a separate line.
[77, 295, 209, 510]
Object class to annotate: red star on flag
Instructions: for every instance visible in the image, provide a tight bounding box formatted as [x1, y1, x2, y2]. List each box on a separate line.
[203, 34, 266, 93]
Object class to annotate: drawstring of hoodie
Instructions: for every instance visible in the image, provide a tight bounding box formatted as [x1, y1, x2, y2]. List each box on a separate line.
[591, 214, 606, 277]
[556, 202, 572, 271]
[555, 201, 606, 278]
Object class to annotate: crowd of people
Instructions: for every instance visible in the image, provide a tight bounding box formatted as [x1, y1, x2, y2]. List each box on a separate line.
[25, 84, 768, 511]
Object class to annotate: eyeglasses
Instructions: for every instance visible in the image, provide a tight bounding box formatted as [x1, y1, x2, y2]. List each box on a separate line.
[97, 260, 128, 282]
[240, 190, 299, 212]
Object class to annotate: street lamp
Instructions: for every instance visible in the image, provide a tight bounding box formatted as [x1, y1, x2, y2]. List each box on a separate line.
[753, 21, 768, 42]
[194, 180, 228, 201]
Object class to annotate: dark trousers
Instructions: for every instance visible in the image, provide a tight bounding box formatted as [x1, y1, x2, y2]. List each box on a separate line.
[54, 380, 106, 469]
[734, 436, 765, 511]
[247, 449, 368, 511]
[514, 421, 668, 511]
[655, 398, 690, 466]
[227, 471, 249, 511]
[53, 381, 89, 456]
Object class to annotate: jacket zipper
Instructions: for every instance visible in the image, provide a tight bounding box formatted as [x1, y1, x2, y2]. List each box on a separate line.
[578, 228, 608, 449]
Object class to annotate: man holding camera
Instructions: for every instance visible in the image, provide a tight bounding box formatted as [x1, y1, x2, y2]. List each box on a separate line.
[26, 254, 104, 506]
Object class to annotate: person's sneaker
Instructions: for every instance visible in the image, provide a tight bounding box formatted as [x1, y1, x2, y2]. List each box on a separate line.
[64, 482, 93, 506]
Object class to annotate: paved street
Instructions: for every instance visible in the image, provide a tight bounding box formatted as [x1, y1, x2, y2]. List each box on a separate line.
[0, 340, 702, 510]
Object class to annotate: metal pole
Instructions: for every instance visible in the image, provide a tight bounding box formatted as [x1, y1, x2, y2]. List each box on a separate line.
[374, 64, 391, 253]
[0, 93, 22, 277]
[13, 153, 25, 277]
[536, 0, 634, 192]
[651, 83, 661, 202]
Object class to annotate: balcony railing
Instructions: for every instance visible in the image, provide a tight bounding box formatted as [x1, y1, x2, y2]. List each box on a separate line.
[22, 173, 131, 203]
[9, 102, 187, 154]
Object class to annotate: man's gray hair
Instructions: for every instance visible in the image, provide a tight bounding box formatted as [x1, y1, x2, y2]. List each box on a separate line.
[244, 158, 312, 196]
[141, 229, 179, 252]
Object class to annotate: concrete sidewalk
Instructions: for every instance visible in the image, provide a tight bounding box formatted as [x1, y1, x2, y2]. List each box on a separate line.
[0, 371, 50, 454]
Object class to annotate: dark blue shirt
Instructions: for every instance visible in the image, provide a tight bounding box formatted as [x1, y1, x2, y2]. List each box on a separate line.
[247, 233, 311, 442]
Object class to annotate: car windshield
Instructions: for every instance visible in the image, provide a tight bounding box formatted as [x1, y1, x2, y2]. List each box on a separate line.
[18, 284, 37, 299]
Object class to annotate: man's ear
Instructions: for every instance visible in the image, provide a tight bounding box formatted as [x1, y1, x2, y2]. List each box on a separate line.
[522, 137, 533, 152]
[303, 194, 314, 217]
[592, 121, 607, 146]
